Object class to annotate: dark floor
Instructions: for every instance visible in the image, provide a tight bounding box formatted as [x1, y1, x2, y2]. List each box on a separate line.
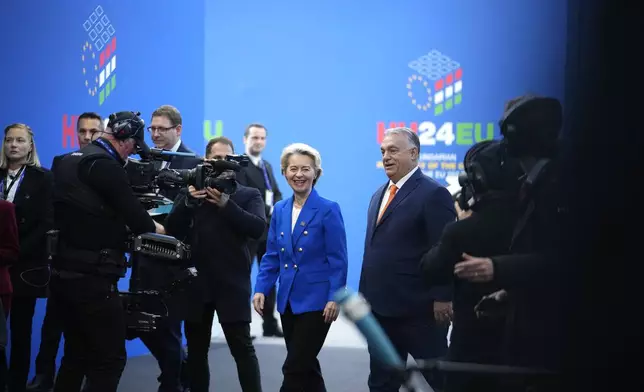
[118, 342, 374, 392]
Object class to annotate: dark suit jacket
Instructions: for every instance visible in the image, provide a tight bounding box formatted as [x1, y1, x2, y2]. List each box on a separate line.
[420, 201, 519, 363]
[164, 183, 265, 323]
[0, 165, 54, 297]
[0, 200, 19, 297]
[359, 168, 456, 317]
[237, 157, 282, 239]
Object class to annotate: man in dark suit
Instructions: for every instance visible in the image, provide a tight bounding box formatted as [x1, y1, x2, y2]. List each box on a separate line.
[236, 123, 283, 337]
[164, 136, 265, 392]
[359, 127, 457, 392]
[28, 111, 104, 392]
[132, 105, 200, 391]
[148, 105, 201, 201]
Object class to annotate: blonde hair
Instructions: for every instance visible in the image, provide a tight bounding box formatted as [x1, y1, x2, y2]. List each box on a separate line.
[280, 143, 323, 185]
[0, 123, 41, 169]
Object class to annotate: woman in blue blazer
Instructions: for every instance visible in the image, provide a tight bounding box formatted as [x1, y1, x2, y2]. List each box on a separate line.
[253, 143, 348, 392]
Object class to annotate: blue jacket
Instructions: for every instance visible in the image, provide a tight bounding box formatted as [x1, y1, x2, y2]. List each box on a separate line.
[255, 188, 348, 315]
[359, 168, 457, 317]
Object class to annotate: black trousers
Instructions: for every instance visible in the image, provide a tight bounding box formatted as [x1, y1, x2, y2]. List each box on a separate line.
[8, 295, 37, 392]
[184, 303, 261, 392]
[33, 296, 64, 378]
[51, 275, 126, 392]
[367, 313, 448, 392]
[138, 320, 186, 392]
[250, 238, 278, 332]
[279, 303, 331, 392]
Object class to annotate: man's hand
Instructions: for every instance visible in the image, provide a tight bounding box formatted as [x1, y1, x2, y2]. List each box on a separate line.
[252, 293, 265, 316]
[454, 201, 472, 220]
[433, 301, 453, 324]
[188, 185, 207, 200]
[323, 301, 339, 323]
[154, 221, 166, 235]
[454, 253, 495, 282]
[205, 187, 229, 208]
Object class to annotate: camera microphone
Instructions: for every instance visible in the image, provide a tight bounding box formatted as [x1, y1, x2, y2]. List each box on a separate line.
[334, 288, 405, 371]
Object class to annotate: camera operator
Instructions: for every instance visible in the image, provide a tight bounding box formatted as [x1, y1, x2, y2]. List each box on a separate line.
[453, 96, 565, 388]
[420, 140, 524, 392]
[164, 136, 265, 392]
[28, 111, 104, 392]
[50, 111, 164, 392]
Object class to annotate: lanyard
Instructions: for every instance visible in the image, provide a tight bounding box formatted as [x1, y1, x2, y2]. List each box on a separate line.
[95, 138, 119, 160]
[258, 160, 272, 191]
[1, 165, 26, 201]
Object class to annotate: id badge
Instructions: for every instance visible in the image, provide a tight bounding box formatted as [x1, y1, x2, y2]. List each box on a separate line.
[265, 190, 274, 207]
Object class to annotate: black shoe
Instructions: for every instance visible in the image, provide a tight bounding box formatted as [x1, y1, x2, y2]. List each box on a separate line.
[26, 374, 54, 392]
[262, 327, 284, 337]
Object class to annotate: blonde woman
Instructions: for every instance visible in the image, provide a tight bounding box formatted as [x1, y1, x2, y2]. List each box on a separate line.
[253, 143, 348, 392]
[0, 123, 54, 392]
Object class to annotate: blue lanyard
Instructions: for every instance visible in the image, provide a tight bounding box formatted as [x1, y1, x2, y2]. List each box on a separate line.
[259, 160, 272, 191]
[95, 138, 119, 160]
[0, 165, 26, 201]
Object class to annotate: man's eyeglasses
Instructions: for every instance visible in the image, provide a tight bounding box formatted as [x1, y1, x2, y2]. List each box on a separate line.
[147, 126, 176, 134]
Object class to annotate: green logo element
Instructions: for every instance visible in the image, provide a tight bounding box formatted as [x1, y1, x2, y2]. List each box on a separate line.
[203, 120, 223, 141]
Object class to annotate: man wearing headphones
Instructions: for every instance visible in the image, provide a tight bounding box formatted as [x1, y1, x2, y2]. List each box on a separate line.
[451, 96, 566, 390]
[420, 140, 524, 392]
[49, 111, 164, 392]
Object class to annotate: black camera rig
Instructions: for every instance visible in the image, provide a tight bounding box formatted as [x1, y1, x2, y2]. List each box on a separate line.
[120, 232, 196, 337]
[126, 148, 249, 210]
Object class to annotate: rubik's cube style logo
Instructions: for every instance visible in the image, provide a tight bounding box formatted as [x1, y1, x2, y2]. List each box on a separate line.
[81, 5, 117, 106]
[407, 50, 463, 116]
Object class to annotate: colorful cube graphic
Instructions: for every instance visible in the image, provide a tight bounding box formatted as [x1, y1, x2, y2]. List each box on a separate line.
[408, 50, 462, 116]
[83, 5, 117, 106]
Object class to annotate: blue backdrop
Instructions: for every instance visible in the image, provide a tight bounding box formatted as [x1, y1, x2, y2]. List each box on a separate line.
[0, 0, 567, 368]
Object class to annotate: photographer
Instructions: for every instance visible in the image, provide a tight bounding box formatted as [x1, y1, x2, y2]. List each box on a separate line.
[453, 96, 565, 387]
[164, 137, 265, 392]
[420, 140, 524, 392]
[50, 111, 164, 392]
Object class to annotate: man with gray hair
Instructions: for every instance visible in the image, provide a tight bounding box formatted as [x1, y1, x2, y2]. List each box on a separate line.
[359, 127, 456, 391]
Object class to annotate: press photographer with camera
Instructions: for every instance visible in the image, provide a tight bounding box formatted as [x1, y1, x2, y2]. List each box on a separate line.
[420, 140, 524, 392]
[49, 111, 165, 392]
[452, 96, 565, 389]
[163, 136, 266, 392]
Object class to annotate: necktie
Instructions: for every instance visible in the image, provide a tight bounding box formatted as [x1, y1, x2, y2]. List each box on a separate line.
[377, 184, 398, 223]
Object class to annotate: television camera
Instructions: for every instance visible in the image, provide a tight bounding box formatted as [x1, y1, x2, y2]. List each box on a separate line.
[121, 147, 248, 336]
[125, 148, 249, 210]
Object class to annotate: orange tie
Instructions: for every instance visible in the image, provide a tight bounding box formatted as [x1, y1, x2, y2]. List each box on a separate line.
[377, 184, 398, 223]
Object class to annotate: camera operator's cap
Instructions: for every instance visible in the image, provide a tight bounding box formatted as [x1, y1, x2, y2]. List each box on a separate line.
[107, 111, 151, 157]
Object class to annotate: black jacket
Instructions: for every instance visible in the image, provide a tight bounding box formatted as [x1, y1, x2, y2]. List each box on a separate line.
[0, 165, 54, 297]
[52, 140, 156, 276]
[237, 157, 282, 240]
[164, 184, 265, 323]
[420, 200, 519, 363]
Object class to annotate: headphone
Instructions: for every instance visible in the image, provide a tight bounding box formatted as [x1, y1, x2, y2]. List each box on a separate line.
[458, 140, 498, 196]
[107, 111, 145, 141]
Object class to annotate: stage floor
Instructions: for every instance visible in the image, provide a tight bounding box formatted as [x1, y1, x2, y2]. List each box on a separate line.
[118, 311, 437, 391]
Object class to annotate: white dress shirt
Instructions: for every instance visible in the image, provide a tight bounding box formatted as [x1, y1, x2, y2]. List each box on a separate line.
[378, 166, 419, 218]
[292, 205, 302, 232]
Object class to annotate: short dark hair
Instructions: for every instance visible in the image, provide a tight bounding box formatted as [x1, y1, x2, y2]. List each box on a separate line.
[205, 136, 235, 156]
[244, 123, 267, 138]
[77, 112, 103, 130]
[152, 105, 182, 126]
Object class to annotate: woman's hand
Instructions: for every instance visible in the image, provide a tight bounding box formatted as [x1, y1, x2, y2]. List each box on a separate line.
[323, 301, 339, 323]
[252, 293, 266, 316]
